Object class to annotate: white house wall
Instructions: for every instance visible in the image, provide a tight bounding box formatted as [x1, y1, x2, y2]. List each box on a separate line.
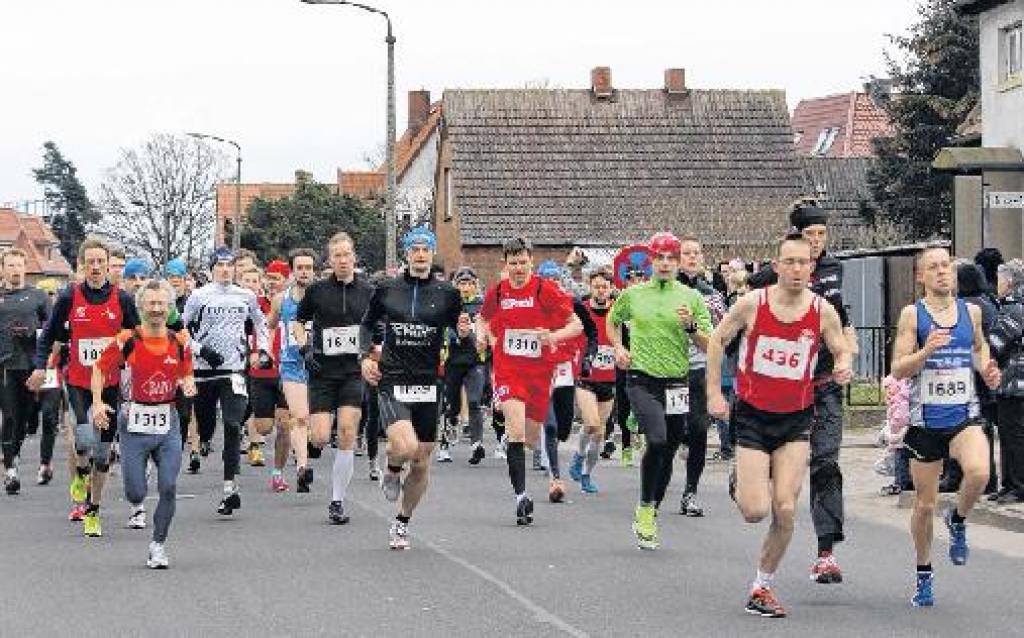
[981, 0, 1024, 149]
[397, 128, 439, 227]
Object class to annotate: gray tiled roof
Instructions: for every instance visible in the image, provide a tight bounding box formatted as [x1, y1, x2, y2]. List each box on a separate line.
[444, 89, 807, 251]
[801, 157, 877, 251]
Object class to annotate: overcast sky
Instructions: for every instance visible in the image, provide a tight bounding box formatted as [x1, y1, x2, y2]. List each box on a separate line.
[1, 0, 921, 205]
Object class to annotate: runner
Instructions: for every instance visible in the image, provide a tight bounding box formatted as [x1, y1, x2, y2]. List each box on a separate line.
[250, 260, 291, 491]
[440, 267, 488, 465]
[239, 265, 271, 468]
[477, 237, 581, 526]
[706, 234, 851, 618]
[29, 238, 141, 535]
[1, 249, 52, 495]
[183, 246, 271, 516]
[360, 227, 461, 548]
[108, 247, 127, 287]
[890, 246, 1000, 607]
[31, 279, 63, 487]
[294, 233, 373, 524]
[608, 232, 712, 550]
[269, 249, 318, 492]
[91, 280, 195, 568]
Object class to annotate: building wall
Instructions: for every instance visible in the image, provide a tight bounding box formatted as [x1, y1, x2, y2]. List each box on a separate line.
[397, 129, 438, 227]
[981, 1, 1024, 149]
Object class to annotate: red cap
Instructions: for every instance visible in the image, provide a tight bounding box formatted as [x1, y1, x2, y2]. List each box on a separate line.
[265, 260, 291, 278]
[648, 232, 681, 258]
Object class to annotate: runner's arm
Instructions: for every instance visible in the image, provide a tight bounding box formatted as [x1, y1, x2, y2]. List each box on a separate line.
[820, 303, 852, 382]
[969, 304, 996, 373]
[247, 290, 271, 353]
[359, 286, 386, 358]
[891, 305, 927, 380]
[33, 289, 71, 370]
[688, 294, 713, 352]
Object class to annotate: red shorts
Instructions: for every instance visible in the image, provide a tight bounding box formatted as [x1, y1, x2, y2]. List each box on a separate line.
[494, 371, 553, 423]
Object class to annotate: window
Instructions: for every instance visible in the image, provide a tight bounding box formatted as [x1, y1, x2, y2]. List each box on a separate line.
[1000, 22, 1022, 85]
[811, 127, 840, 156]
[443, 168, 453, 221]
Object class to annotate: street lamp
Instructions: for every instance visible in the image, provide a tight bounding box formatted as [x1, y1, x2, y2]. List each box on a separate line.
[129, 198, 169, 267]
[188, 132, 243, 250]
[300, 0, 397, 270]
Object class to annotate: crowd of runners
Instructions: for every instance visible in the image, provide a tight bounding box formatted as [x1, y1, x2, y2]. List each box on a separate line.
[0, 200, 1009, 618]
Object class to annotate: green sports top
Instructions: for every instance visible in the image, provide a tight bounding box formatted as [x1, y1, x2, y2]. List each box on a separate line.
[608, 278, 712, 379]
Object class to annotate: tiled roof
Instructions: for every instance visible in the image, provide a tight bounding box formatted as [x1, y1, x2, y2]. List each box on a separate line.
[801, 157, 877, 251]
[394, 102, 442, 180]
[792, 92, 894, 158]
[0, 208, 74, 277]
[337, 171, 384, 198]
[444, 88, 805, 252]
[956, 0, 1012, 15]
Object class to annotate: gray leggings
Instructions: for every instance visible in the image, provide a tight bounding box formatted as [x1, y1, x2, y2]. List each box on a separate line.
[119, 413, 182, 543]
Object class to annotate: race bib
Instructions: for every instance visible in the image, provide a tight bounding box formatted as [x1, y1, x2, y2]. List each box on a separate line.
[553, 361, 574, 387]
[593, 345, 615, 371]
[322, 325, 359, 356]
[230, 373, 248, 397]
[394, 385, 437, 403]
[41, 368, 60, 390]
[504, 330, 542, 359]
[127, 402, 172, 435]
[666, 385, 690, 415]
[78, 337, 112, 367]
[752, 336, 811, 380]
[920, 367, 972, 405]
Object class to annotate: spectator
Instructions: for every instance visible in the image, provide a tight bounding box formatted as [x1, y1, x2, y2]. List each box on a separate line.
[975, 247, 1004, 298]
[988, 259, 1024, 504]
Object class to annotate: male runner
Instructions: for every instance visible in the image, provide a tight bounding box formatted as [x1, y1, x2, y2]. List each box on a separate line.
[360, 227, 461, 548]
[477, 237, 581, 526]
[608, 232, 712, 550]
[295, 233, 373, 524]
[891, 246, 1000, 607]
[707, 234, 851, 618]
[29, 238, 141, 535]
[443, 267, 488, 466]
[92, 280, 196, 569]
[250, 260, 291, 490]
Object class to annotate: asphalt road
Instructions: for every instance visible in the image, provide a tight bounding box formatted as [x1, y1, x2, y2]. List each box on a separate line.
[2, 430, 1022, 637]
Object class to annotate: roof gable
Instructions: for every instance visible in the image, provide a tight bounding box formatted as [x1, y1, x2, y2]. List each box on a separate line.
[792, 92, 894, 158]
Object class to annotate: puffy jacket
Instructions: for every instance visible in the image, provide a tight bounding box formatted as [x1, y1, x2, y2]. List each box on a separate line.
[990, 290, 1024, 398]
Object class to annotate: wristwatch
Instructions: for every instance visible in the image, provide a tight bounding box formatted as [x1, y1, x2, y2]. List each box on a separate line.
[684, 322, 698, 334]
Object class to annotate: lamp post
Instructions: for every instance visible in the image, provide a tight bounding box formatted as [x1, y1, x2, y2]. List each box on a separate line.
[130, 198, 169, 267]
[300, 0, 397, 270]
[187, 132, 243, 250]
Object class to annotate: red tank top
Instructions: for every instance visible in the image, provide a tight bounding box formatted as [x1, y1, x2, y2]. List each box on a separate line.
[736, 289, 822, 413]
[67, 284, 123, 388]
[583, 299, 616, 383]
[250, 296, 280, 379]
[123, 331, 187, 404]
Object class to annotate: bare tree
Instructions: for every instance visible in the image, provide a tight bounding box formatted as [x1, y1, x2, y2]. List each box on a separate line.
[96, 133, 228, 268]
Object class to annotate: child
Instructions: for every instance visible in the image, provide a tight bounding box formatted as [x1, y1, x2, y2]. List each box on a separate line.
[877, 375, 910, 495]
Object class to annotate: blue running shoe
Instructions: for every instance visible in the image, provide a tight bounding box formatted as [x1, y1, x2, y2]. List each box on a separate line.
[581, 474, 599, 494]
[568, 453, 584, 482]
[911, 571, 934, 607]
[944, 507, 969, 566]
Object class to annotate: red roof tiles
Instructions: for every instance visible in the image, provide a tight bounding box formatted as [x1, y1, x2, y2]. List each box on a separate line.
[792, 92, 895, 158]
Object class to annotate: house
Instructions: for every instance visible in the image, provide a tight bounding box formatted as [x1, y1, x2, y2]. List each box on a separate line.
[0, 207, 74, 284]
[941, 0, 1024, 258]
[791, 83, 895, 158]
[432, 67, 809, 281]
[213, 90, 442, 246]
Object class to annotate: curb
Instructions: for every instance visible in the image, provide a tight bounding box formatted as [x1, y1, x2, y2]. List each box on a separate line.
[897, 491, 1024, 534]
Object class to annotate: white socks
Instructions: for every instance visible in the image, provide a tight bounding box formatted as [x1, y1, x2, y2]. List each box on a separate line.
[753, 569, 774, 592]
[332, 450, 354, 502]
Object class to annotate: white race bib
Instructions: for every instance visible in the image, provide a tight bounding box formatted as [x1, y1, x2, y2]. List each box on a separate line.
[394, 385, 437, 403]
[593, 345, 615, 371]
[230, 373, 248, 397]
[752, 336, 812, 381]
[322, 325, 359, 356]
[41, 368, 60, 390]
[553, 361, 574, 387]
[920, 367, 972, 405]
[504, 330, 542, 359]
[77, 337, 112, 367]
[666, 385, 690, 415]
[127, 402, 172, 435]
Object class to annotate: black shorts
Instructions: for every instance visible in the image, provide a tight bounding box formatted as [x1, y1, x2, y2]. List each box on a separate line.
[734, 400, 812, 454]
[309, 375, 365, 414]
[378, 383, 439, 443]
[577, 379, 615, 403]
[903, 421, 980, 463]
[249, 376, 286, 419]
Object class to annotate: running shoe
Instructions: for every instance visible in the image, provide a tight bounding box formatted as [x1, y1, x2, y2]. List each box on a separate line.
[469, 442, 486, 466]
[810, 552, 843, 584]
[296, 466, 314, 493]
[745, 587, 786, 618]
[248, 444, 265, 467]
[632, 504, 658, 550]
[328, 500, 350, 525]
[944, 507, 969, 566]
[83, 509, 102, 537]
[69, 503, 89, 522]
[679, 491, 704, 517]
[368, 459, 381, 481]
[389, 520, 410, 550]
[436, 444, 453, 464]
[127, 506, 147, 530]
[270, 475, 289, 492]
[381, 469, 401, 502]
[516, 494, 534, 526]
[568, 452, 584, 482]
[217, 490, 242, 516]
[188, 451, 201, 474]
[532, 449, 545, 471]
[37, 466, 53, 486]
[69, 472, 89, 503]
[621, 447, 634, 468]
[711, 450, 733, 462]
[911, 571, 934, 607]
[355, 434, 365, 457]
[4, 472, 20, 496]
[147, 541, 169, 569]
[548, 478, 565, 503]
[600, 439, 616, 459]
[580, 474, 599, 494]
[494, 436, 507, 460]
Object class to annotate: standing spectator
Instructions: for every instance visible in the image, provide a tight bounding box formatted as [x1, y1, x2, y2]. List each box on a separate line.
[974, 248, 1004, 298]
[987, 259, 1024, 504]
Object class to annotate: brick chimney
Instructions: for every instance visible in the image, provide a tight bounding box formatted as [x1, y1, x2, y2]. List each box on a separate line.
[665, 68, 687, 94]
[408, 89, 431, 136]
[591, 66, 613, 98]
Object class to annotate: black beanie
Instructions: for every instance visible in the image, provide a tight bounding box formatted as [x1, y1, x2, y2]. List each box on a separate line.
[789, 204, 828, 230]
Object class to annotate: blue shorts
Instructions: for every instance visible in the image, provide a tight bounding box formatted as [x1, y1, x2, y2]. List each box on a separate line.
[279, 360, 308, 384]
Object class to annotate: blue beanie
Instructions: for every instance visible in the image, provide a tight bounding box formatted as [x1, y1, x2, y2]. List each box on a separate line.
[402, 226, 436, 252]
[164, 258, 187, 277]
[123, 258, 153, 279]
[208, 246, 236, 269]
[536, 259, 562, 279]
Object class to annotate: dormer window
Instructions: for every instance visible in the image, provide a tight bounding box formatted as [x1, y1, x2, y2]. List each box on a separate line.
[811, 127, 840, 156]
[1000, 22, 1022, 85]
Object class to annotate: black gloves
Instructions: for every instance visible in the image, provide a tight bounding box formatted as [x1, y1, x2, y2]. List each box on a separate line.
[198, 345, 224, 369]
